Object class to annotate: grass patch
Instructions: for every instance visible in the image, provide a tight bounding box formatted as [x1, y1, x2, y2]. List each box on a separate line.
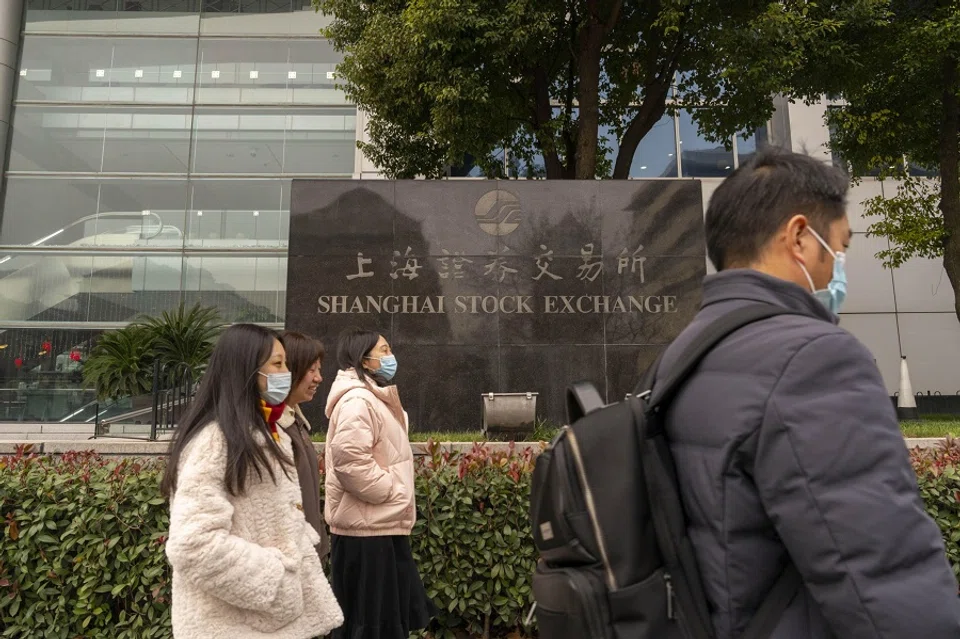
[310, 421, 960, 441]
[311, 431, 492, 443]
[311, 427, 561, 443]
[901, 420, 960, 438]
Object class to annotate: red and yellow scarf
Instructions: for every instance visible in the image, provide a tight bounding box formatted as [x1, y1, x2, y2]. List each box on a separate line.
[260, 399, 286, 443]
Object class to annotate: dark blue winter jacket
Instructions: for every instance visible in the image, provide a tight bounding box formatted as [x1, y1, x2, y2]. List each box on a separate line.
[661, 269, 960, 639]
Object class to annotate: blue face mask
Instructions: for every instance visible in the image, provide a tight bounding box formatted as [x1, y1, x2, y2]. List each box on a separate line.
[798, 228, 847, 315]
[366, 354, 398, 381]
[258, 371, 292, 405]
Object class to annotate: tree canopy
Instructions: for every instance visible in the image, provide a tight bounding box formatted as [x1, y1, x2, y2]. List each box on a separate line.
[783, 0, 960, 320]
[315, 0, 877, 180]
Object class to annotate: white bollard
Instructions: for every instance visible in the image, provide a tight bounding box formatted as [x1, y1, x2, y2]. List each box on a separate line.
[897, 356, 920, 421]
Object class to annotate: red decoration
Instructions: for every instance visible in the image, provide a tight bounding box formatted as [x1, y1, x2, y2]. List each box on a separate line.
[70, 350, 82, 362]
[41, 341, 52, 353]
[14, 357, 22, 369]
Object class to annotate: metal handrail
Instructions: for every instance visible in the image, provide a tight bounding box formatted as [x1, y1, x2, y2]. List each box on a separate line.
[98, 404, 156, 427]
[0, 245, 287, 257]
[0, 210, 169, 265]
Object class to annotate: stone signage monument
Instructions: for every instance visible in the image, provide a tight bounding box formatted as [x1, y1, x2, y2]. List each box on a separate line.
[286, 180, 706, 431]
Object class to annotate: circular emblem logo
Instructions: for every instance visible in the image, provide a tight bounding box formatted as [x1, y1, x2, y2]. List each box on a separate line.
[474, 190, 522, 236]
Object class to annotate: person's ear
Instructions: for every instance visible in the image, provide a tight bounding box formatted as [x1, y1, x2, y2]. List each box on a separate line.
[785, 214, 809, 263]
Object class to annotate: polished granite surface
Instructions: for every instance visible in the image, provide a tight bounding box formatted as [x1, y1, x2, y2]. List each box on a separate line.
[288, 180, 706, 430]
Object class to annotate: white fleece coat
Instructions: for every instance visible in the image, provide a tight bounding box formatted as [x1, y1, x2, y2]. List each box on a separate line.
[165, 415, 343, 639]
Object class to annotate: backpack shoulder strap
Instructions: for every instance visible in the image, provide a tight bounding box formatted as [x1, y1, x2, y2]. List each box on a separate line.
[565, 381, 606, 424]
[742, 563, 802, 639]
[647, 303, 802, 409]
[640, 303, 806, 639]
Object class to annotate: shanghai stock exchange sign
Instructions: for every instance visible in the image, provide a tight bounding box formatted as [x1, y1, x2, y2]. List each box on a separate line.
[286, 180, 707, 431]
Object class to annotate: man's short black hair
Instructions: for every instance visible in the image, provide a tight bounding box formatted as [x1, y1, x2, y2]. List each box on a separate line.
[705, 147, 849, 271]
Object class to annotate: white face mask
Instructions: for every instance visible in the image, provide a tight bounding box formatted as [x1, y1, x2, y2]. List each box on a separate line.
[258, 371, 292, 405]
[796, 227, 848, 314]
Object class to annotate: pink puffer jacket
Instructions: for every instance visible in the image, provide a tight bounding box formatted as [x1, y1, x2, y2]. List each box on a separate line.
[323, 369, 416, 537]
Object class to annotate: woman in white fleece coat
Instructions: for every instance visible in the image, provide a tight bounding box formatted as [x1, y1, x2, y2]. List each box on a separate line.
[161, 323, 343, 639]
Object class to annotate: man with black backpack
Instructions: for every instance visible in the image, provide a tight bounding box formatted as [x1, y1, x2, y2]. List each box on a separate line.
[530, 149, 960, 639]
[658, 148, 960, 637]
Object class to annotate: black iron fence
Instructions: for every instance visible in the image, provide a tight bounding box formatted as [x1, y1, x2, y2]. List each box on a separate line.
[890, 392, 960, 416]
[151, 363, 194, 440]
[94, 361, 196, 440]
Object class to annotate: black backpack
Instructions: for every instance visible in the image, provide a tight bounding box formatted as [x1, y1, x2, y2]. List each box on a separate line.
[529, 304, 803, 639]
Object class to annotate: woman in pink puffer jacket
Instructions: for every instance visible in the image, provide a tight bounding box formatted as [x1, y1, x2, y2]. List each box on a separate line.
[324, 327, 436, 639]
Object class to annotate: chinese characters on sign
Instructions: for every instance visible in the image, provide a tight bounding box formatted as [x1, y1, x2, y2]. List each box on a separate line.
[577, 243, 603, 282]
[439, 249, 473, 279]
[344, 244, 647, 283]
[483, 248, 518, 283]
[534, 245, 562, 281]
[346, 252, 374, 280]
[390, 247, 422, 281]
[618, 245, 646, 283]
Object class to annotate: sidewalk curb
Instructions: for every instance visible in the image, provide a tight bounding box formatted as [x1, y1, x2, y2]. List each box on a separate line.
[0, 438, 940, 456]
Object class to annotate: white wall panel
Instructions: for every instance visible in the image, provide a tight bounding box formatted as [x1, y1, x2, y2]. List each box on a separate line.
[898, 312, 960, 394]
[847, 180, 884, 233]
[843, 233, 895, 313]
[837, 313, 902, 393]
[893, 257, 956, 314]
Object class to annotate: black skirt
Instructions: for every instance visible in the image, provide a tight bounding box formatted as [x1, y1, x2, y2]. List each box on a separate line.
[330, 535, 436, 639]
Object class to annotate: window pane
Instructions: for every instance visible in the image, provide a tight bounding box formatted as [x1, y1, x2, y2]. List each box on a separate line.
[17, 36, 199, 104]
[26, 1, 202, 35]
[284, 110, 355, 174]
[632, 114, 678, 178]
[8, 105, 192, 174]
[289, 39, 346, 105]
[0, 252, 185, 323]
[0, 177, 189, 247]
[826, 115, 882, 177]
[0, 327, 102, 423]
[678, 109, 734, 178]
[191, 107, 355, 175]
[202, 0, 301, 12]
[182, 255, 285, 323]
[201, 1, 331, 36]
[186, 179, 287, 246]
[97, 179, 189, 245]
[192, 108, 283, 173]
[197, 39, 346, 105]
[25, 1, 122, 34]
[9, 105, 106, 173]
[1, 178, 100, 245]
[907, 161, 939, 178]
[673, 70, 726, 103]
[102, 106, 193, 172]
[736, 129, 758, 168]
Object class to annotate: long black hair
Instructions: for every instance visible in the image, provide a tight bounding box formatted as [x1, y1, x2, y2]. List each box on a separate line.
[161, 323, 292, 498]
[336, 327, 384, 387]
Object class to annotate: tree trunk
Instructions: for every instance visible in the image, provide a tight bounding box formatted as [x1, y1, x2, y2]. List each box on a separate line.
[531, 67, 565, 179]
[612, 81, 671, 179]
[612, 11, 686, 180]
[575, 5, 604, 180]
[938, 55, 960, 324]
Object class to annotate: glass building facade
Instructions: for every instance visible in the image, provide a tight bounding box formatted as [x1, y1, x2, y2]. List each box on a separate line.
[0, 1, 355, 420]
[0, 1, 761, 422]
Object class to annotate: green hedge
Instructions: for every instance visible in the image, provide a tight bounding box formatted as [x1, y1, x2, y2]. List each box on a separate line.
[0, 451, 171, 638]
[0, 443, 538, 638]
[2, 440, 958, 638]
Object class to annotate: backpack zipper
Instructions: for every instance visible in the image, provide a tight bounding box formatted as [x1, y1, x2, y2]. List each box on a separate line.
[565, 426, 618, 590]
[664, 572, 676, 619]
